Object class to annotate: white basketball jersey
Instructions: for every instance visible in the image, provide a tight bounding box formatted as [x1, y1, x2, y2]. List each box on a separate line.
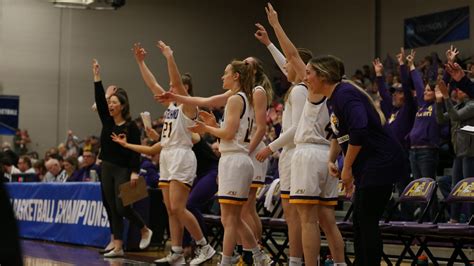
[160, 103, 195, 148]
[219, 92, 254, 154]
[294, 97, 331, 145]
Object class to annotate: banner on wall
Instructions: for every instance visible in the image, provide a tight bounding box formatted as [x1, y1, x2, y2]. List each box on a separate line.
[0, 95, 19, 135]
[404, 7, 470, 49]
[6, 183, 110, 247]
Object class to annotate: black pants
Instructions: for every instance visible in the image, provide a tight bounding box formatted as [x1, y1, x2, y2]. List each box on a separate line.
[98, 174, 113, 237]
[353, 185, 392, 266]
[101, 161, 145, 240]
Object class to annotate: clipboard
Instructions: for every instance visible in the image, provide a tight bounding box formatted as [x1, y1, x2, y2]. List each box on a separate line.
[119, 176, 148, 206]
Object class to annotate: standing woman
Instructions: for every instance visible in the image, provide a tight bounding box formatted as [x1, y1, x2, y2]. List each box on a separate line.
[132, 42, 215, 264]
[261, 4, 345, 265]
[156, 56, 274, 249]
[310, 55, 404, 265]
[254, 22, 310, 266]
[189, 60, 271, 266]
[92, 59, 152, 257]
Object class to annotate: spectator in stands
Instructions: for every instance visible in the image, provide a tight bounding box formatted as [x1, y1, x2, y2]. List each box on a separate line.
[65, 130, 80, 158]
[63, 157, 81, 182]
[374, 52, 418, 220]
[435, 74, 474, 223]
[17, 155, 35, 174]
[74, 150, 101, 182]
[58, 143, 68, 159]
[407, 50, 442, 179]
[1, 156, 20, 181]
[13, 129, 30, 155]
[44, 158, 67, 182]
[33, 159, 47, 181]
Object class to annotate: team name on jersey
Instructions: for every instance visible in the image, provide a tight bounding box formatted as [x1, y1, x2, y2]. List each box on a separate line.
[416, 106, 433, 118]
[164, 109, 179, 119]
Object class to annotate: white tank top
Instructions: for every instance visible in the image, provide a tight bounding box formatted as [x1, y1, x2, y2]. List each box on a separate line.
[160, 103, 195, 149]
[219, 92, 254, 154]
[294, 97, 331, 146]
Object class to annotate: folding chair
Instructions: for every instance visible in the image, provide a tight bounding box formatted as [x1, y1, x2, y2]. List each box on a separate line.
[432, 177, 474, 265]
[380, 177, 439, 265]
[260, 179, 288, 263]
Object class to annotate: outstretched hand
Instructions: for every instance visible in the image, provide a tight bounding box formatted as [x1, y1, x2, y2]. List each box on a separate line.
[396, 47, 405, 65]
[188, 121, 207, 134]
[372, 58, 384, 77]
[111, 132, 128, 147]
[254, 23, 271, 46]
[132, 43, 147, 62]
[265, 3, 279, 27]
[154, 92, 177, 103]
[92, 59, 100, 80]
[406, 49, 416, 68]
[445, 45, 459, 64]
[157, 40, 173, 59]
[437, 79, 449, 99]
[198, 110, 218, 127]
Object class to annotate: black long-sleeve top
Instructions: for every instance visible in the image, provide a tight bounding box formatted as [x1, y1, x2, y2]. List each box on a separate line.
[94, 81, 141, 173]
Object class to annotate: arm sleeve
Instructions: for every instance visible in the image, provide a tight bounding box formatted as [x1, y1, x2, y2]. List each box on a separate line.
[376, 76, 392, 118]
[268, 85, 307, 151]
[410, 68, 426, 107]
[445, 100, 474, 121]
[128, 124, 142, 173]
[341, 91, 369, 146]
[267, 43, 287, 76]
[94, 81, 111, 125]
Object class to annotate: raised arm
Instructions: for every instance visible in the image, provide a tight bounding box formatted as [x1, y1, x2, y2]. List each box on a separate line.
[265, 3, 306, 81]
[407, 50, 426, 107]
[157, 40, 197, 117]
[92, 59, 112, 125]
[132, 43, 166, 97]
[189, 95, 242, 140]
[255, 23, 287, 76]
[373, 58, 392, 117]
[434, 84, 449, 125]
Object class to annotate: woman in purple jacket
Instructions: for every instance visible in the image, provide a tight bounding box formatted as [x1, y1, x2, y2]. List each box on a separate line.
[310, 55, 405, 265]
[406, 50, 442, 180]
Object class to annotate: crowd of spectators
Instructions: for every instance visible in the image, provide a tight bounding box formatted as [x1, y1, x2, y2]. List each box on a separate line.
[1, 46, 473, 223]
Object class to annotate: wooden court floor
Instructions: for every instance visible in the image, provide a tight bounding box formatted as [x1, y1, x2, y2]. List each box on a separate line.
[21, 239, 418, 265]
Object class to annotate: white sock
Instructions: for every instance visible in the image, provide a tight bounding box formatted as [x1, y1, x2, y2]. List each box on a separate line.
[251, 246, 264, 261]
[289, 257, 303, 265]
[196, 237, 207, 246]
[171, 246, 183, 254]
[220, 255, 232, 265]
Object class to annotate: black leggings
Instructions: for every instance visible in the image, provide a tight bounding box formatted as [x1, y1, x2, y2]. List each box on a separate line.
[353, 185, 392, 266]
[101, 161, 145, 240]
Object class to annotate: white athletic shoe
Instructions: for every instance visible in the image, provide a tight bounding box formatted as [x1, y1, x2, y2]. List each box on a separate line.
[139, 228, 153, 249]
[189, 244, 216, 265]
[154, 252, 186, 264]
[253, 253, 273, 266]
[103, 249, 124, 258]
